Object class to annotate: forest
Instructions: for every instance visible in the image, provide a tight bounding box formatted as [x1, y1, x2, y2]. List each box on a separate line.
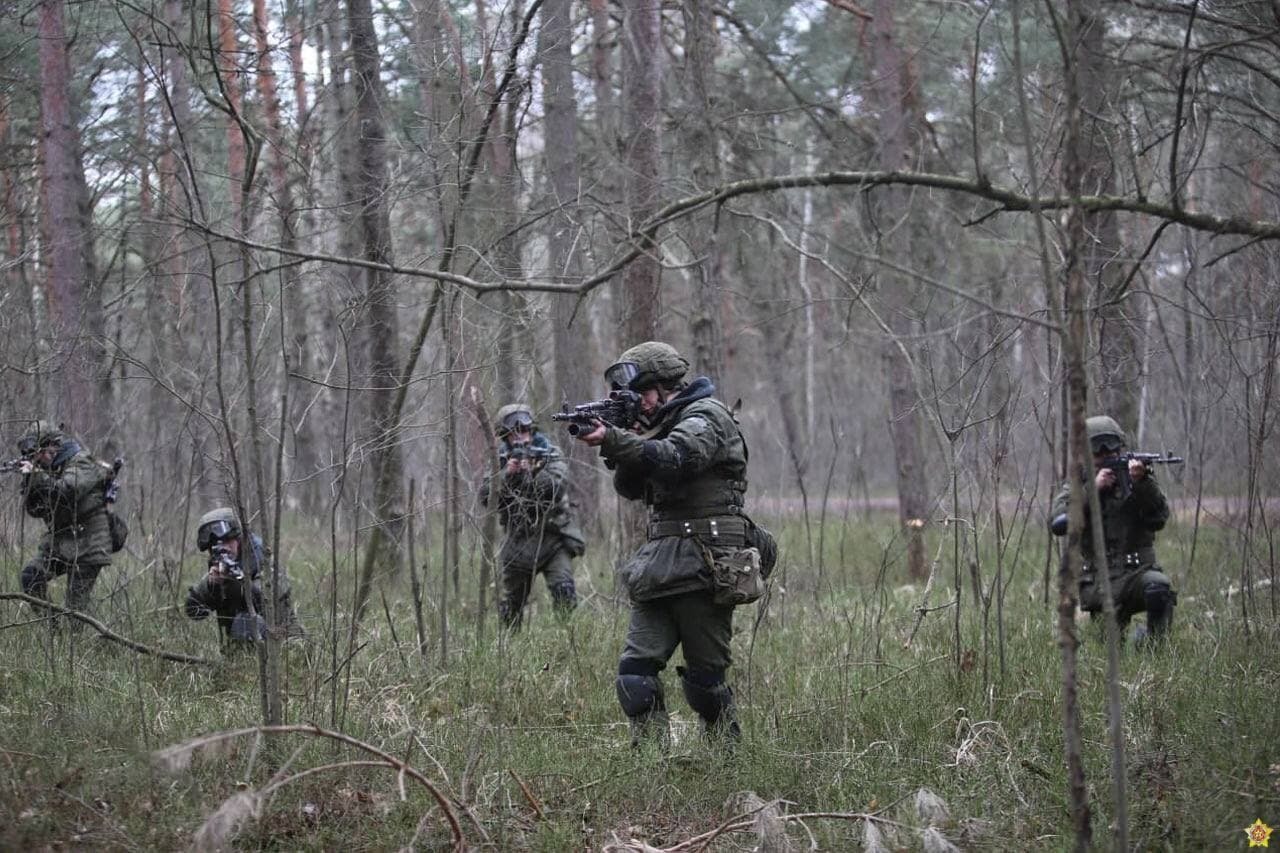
[0, 0, 1278, 849]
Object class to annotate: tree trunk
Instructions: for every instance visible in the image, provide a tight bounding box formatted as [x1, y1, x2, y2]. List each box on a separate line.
[620, 0, 662, 342]
[589, 0, 615, 150]
[1077, 7, 1140, 431]
[349, 0, 404, 623]
[1059, 3, 1099, 846]
[252, 0, 319, 511]
[869, 0, 928, 581]
[37, 0, 109, 447]
[541, 0, 599, 524]
[680, 0, 725, 384]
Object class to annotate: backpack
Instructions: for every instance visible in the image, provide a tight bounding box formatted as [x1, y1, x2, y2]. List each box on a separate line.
[107, 509, 129, 553]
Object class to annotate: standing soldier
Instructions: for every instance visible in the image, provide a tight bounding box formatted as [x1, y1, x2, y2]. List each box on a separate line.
[574, 342, 775, 748]
[1049, 415, 1176, 645]
[13, 420, 116, 614]
[482, 404, 585, 629]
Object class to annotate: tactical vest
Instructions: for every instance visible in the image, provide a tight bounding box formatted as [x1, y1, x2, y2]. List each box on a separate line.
[645, 399, 748, 523]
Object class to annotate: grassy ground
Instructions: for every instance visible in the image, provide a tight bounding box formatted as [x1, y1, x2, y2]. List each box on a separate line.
[0, 511, 1277, 851]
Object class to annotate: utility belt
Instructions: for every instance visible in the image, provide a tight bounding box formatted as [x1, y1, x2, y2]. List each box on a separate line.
[647, 515, 749, 547]
[1082, 547, 1156, 577]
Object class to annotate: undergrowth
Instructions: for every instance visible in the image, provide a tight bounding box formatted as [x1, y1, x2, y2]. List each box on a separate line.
[0, 512, 1276, 850]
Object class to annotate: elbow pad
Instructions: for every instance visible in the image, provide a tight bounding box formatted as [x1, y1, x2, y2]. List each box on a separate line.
[1050, 513, 1069, 536]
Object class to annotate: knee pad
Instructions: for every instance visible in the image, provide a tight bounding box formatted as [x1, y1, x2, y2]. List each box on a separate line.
[678, 666, 734, 724]
[616, 658, 664, 718]
[616, 674, 664, 718]
[229, 612, 267, 641]
[1143, 579, 1175, 613]
[549, 581, 577, 609]
[1143, 579, 1175, 638]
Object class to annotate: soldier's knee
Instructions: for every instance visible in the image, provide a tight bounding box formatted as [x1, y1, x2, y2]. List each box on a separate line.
[1143, 577, 1175, 610]
[229, 612, 267, 642]
[549, 580, 577, 610]
[677, 666, 734, 722]
[616, 658, 665, 718]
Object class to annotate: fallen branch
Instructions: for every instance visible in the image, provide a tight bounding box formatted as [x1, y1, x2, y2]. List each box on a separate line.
[0, 592, 216, 665]
[661, 809, 913, 853]
[154, 723, 465, 849]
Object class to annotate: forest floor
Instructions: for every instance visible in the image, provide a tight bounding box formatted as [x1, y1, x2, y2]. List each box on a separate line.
[0, 513, 1277, 851]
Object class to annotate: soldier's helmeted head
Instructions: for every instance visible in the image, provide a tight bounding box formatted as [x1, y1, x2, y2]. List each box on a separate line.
[16, 420, 65, 457]
[196, 507, 242, 552]
[1086, 415, 1127, 455]
[495, 404, 535, 442]
[605, 341, 690, 393]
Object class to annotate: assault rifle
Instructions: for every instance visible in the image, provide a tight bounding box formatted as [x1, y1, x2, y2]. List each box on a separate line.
[1102, 450, 1184, 501]
[498, 444, 552, 468]
[0, 457, 28, 474]
[1051, 450, 1186, 535]
[209, 542, 246, 581]
[551, 389, 642, 436]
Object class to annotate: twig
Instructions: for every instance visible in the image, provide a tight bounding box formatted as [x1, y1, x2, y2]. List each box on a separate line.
[0, 593, 216, 665]
[862, 655, 948, 697]
[508, 768, 546, 820]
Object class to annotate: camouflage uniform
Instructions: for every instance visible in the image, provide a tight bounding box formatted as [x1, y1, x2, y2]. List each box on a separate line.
[184, 507, 297, 647]
[597, 342, 753, 745]
[17, 421, 114, 613]
[481, 405, 584, 629]
[1049, 415, 1176, 641]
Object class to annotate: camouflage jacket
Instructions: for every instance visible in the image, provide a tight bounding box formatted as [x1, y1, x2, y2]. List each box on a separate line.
[481, 433, 585, 570]
[21, 442, 114, 567]
[184, 536, 294, 639]
[1049, 471, 1169, 577]
[601, 377, 749, 601]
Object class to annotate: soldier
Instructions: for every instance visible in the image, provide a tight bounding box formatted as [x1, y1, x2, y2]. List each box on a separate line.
[481, 404, 585, 629]
[574, 341, 773, 748]
[1049, 415, 1176, 645]
[184, 507, 298, 648]
[15, 420, 115, 614]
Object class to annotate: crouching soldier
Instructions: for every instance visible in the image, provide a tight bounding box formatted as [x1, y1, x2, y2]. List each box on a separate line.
[14, 420, 116, 614]
[185, 507, 299, 649]
[1049, 415, 1176, 646]
[481, 404, 585, 630]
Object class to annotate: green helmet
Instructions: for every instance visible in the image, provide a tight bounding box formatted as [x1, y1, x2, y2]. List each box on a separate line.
[605, 341, 689, 391]
[494, 403, 535, 437]
[16, 420, 64, 456]
[196, 507, 241, 551]
[1086, 415, 1127, 453]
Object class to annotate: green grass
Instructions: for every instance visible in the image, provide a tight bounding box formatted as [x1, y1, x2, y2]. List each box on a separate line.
[1, 513, 1277, 851]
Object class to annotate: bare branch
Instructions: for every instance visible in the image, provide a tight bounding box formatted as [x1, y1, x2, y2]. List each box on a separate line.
[0, 593, 216, 665]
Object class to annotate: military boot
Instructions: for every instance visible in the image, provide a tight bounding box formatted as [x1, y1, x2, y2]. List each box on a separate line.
[679, 667, 742, 744]
[628, 706, 672, 752]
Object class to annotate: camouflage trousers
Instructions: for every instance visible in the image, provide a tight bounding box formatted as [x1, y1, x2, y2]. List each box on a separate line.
[21, 551, 108, 613]
[499, 547, 576, 629]
[1080, 565, 1175, 627]
[620, 590, 734, 674]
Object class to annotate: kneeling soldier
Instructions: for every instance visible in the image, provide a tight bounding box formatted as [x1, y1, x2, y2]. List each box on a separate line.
[185, 507, 298, 648]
